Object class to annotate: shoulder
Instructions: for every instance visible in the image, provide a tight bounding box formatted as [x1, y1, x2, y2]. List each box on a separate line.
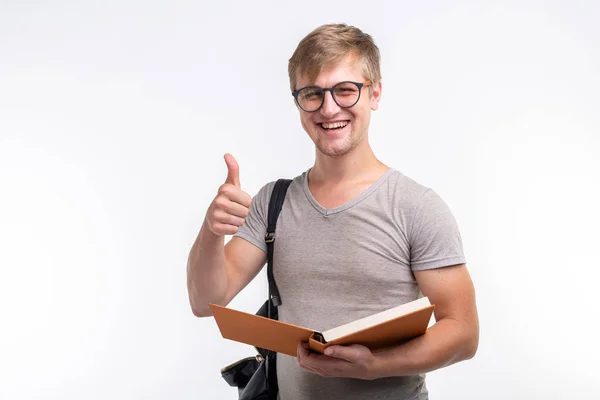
[385, 169, 458, 233]
[385, 168, 433, 210]
[252, 169, 308, 206]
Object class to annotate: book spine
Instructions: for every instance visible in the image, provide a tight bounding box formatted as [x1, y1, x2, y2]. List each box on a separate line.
[309, 332, 327, 354]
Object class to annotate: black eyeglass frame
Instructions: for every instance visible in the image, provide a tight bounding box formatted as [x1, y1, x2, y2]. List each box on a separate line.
[292, 80, 373, 112]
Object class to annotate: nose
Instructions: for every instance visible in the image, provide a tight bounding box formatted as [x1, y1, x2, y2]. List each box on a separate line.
[319, 89, 340, 118]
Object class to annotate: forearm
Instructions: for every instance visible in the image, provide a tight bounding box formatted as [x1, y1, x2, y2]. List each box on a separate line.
[186, 219, 228, 317]
[371, 318, 478, 379]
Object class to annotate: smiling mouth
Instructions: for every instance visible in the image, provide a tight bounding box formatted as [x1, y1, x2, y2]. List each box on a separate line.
[319, 121, 349, 131]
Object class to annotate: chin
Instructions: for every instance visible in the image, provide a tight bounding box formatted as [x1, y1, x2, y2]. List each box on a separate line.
[315, 140, 357, 157]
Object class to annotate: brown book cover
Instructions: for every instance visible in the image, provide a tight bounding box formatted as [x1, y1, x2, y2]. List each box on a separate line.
[209, 303, 314, 356]
[210, 297, 434, 357]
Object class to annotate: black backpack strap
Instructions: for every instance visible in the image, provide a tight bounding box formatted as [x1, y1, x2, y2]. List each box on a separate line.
[263, 178, 292, 400]
[265, 179, 292, 310]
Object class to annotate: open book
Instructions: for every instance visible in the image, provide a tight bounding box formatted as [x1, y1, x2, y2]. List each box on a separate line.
[209, 297, 434, 357]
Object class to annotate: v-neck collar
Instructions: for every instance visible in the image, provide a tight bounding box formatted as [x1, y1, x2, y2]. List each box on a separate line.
[302, 168, 395, 216]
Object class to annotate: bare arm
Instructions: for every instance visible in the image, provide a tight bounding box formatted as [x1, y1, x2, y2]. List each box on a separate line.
[187, 231, 266, 317]
[296, 263, 479, 379]
[186, 154, 267, 317]
[370, 263, 479, 377]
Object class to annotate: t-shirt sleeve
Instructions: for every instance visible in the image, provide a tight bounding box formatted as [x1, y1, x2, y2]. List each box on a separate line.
[233, 181, 276, 253]
[409, 189, 466, 271]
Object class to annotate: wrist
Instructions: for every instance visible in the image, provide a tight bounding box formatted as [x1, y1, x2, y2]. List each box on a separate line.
[202, 217, 222, 240]
[366, 353, 386, 380]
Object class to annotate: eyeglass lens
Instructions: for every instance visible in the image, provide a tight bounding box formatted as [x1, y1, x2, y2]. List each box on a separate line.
[297, 82, 361, 112]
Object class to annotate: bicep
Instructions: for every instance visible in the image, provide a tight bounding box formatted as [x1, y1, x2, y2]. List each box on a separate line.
[414, 264, 478, 325]
[221, 236, 267, 305]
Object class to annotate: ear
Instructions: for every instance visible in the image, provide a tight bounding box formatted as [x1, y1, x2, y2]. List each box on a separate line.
[370, 81, 382, 111]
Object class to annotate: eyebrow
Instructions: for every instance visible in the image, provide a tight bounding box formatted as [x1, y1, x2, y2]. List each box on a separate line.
[300, 80, 361, 88]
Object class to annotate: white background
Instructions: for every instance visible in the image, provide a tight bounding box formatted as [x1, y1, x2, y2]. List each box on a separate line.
[1, 1, 599, 399]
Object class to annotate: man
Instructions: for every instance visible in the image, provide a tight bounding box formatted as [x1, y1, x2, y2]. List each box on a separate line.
[187, 23, 479, 400]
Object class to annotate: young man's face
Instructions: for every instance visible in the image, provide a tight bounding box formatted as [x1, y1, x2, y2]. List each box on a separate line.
[294, 56, 382, 158]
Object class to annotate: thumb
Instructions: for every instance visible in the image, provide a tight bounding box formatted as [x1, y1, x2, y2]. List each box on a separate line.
[324, 345, 364, 362]
[224, 153, 241, 188]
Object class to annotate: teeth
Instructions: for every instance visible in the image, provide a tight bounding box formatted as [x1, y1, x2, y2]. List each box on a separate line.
[321, 121, 348, 129]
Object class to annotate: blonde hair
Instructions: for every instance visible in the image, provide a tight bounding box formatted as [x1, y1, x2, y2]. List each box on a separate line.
[288, 23, 381, 92]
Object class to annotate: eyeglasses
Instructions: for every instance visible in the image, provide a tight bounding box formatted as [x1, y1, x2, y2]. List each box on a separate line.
[292, 80, 372, 112]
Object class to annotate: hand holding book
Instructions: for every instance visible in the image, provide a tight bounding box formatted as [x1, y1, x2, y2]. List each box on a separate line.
[296, 341, 379, 380]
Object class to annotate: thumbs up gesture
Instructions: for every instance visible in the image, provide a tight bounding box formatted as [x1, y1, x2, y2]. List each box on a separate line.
[206, 154, 253, 236]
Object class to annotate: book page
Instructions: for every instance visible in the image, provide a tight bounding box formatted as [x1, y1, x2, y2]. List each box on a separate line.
[322, 297, 431, 342]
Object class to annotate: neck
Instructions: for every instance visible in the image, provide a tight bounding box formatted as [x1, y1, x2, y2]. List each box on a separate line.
[310, 138, 386, 185]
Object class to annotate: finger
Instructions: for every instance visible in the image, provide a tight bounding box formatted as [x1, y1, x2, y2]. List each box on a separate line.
[297, 343, 314, 366]
[298, 343, 333, 365]
[210, 223, 239, 236]
[224, 153, 240, 188]
[298, 348, 347, 378]
[213, 209, 246, 227]
[297, 343, 319, 373]
[297, 342, 310, 359]
[323, 345, 362, 362]
[223, 202, 250, 219]
[214, 197, 250, 218]
[221, 188, 252, 209]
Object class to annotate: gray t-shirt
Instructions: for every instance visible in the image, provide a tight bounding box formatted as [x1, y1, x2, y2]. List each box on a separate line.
[235, 168, 466, 400]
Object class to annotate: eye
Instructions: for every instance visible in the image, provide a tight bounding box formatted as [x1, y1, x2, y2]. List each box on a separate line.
[334, 83, 359, 96]
[301, 88, 322, 100]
